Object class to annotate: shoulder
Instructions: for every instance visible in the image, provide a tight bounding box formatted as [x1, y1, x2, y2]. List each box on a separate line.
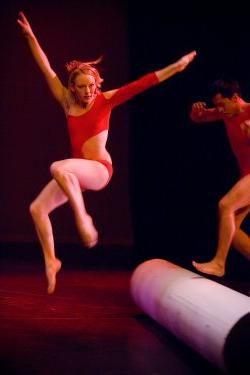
[103, 89, 118, 100]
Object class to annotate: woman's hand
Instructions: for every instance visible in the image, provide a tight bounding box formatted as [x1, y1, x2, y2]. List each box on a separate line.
[17, 11, 34, 38]
[177, 50, 197, 72]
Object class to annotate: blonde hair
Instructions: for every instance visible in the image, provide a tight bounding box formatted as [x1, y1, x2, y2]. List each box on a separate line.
[66, 56, 104, 92]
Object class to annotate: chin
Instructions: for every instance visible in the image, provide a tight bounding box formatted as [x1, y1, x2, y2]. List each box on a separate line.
[84, 98, 94, 105]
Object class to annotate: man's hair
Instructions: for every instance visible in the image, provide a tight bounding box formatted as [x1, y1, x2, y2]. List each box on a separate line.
[209, 78, 241, 99]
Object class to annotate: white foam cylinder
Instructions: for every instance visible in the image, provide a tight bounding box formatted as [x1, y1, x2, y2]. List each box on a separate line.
[130, 259, 250, 372]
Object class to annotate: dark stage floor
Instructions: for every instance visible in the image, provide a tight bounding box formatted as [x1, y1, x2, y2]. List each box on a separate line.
[1, 243, 249, 374]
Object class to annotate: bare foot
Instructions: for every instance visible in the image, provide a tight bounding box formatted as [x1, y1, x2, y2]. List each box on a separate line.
[78, 215, 98, 249]
[46, 258, 62, 294]
[178, 50, 197, 72]
[192, 260, 225, 277]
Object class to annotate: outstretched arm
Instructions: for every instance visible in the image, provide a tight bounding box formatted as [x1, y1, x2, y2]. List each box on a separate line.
[155, 50, 196, 82]
[104, 50, 197, 105]
[17, 11, 67, 107]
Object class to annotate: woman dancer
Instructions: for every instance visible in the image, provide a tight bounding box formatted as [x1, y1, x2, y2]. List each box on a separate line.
[17, 11, 196, 293]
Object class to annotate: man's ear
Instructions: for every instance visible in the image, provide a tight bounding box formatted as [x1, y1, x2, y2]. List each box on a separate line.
[70, 85, 75, 93]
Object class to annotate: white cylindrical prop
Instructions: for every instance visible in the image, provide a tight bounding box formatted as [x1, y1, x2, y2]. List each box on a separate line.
[130, 259, 250, 373]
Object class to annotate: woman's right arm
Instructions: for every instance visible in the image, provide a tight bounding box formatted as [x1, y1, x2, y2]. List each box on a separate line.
[17, 11, 68, 107]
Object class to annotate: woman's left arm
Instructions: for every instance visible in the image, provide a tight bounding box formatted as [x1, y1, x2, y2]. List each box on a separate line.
[155, 50, 196, 82]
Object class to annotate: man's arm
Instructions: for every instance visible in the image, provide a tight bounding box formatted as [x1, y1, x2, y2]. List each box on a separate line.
[190, 101, 221, 123]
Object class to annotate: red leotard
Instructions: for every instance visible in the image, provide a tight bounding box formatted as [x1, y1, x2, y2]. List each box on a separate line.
[67, 72, 159, 159]
[190, 107, 250, 177]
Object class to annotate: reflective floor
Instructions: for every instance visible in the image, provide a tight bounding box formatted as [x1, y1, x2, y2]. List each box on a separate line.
[1, 243, 248, 375]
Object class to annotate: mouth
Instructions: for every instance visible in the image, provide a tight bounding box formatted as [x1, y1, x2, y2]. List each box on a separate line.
[83, 96, 93, 101]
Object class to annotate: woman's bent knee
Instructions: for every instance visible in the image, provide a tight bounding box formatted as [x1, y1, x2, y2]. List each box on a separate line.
[218, 197, 236, 216]
[50, 161, 61, 177]
[29, 200, 43, 220]
[218, 197, 230, 212]
[50, 161, 70, 181]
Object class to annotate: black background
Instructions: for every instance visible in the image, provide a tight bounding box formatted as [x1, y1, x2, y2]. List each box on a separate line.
[1, 0, 250, 273]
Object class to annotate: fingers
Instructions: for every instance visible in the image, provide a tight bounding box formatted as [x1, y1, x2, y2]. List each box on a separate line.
[177, 50, 197, 72]
[192, 101, 206, 117]
[240, 120, 250, 137]
[17, 11, 29, 26]
[192, 101, 206, 110]
[18, 11, 27, 20]
[186, 50, 197, 62]
[243, 120, 250, 127]
[17, 11, 33, 36]
[18, 11, 24, 22]
[181, 50, 197, 64]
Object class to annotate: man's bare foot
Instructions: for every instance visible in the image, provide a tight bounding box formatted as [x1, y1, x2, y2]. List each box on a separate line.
[46, 258, 62, 294]
[78, 215, 98, 249]
[192, 260, 225, 277]
[178, 50, 197, 71]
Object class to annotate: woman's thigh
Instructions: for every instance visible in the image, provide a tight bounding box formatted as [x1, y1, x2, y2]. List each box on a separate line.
[50, 158, 110, 191]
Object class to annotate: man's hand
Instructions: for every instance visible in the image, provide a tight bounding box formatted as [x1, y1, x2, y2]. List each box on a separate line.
[191, 101, 207, 117]
[240, 120, 250, 138]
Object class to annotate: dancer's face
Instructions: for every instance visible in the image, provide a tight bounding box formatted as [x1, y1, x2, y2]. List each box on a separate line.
[72, 73, 97, 106]
[212, 93, 239, 118]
